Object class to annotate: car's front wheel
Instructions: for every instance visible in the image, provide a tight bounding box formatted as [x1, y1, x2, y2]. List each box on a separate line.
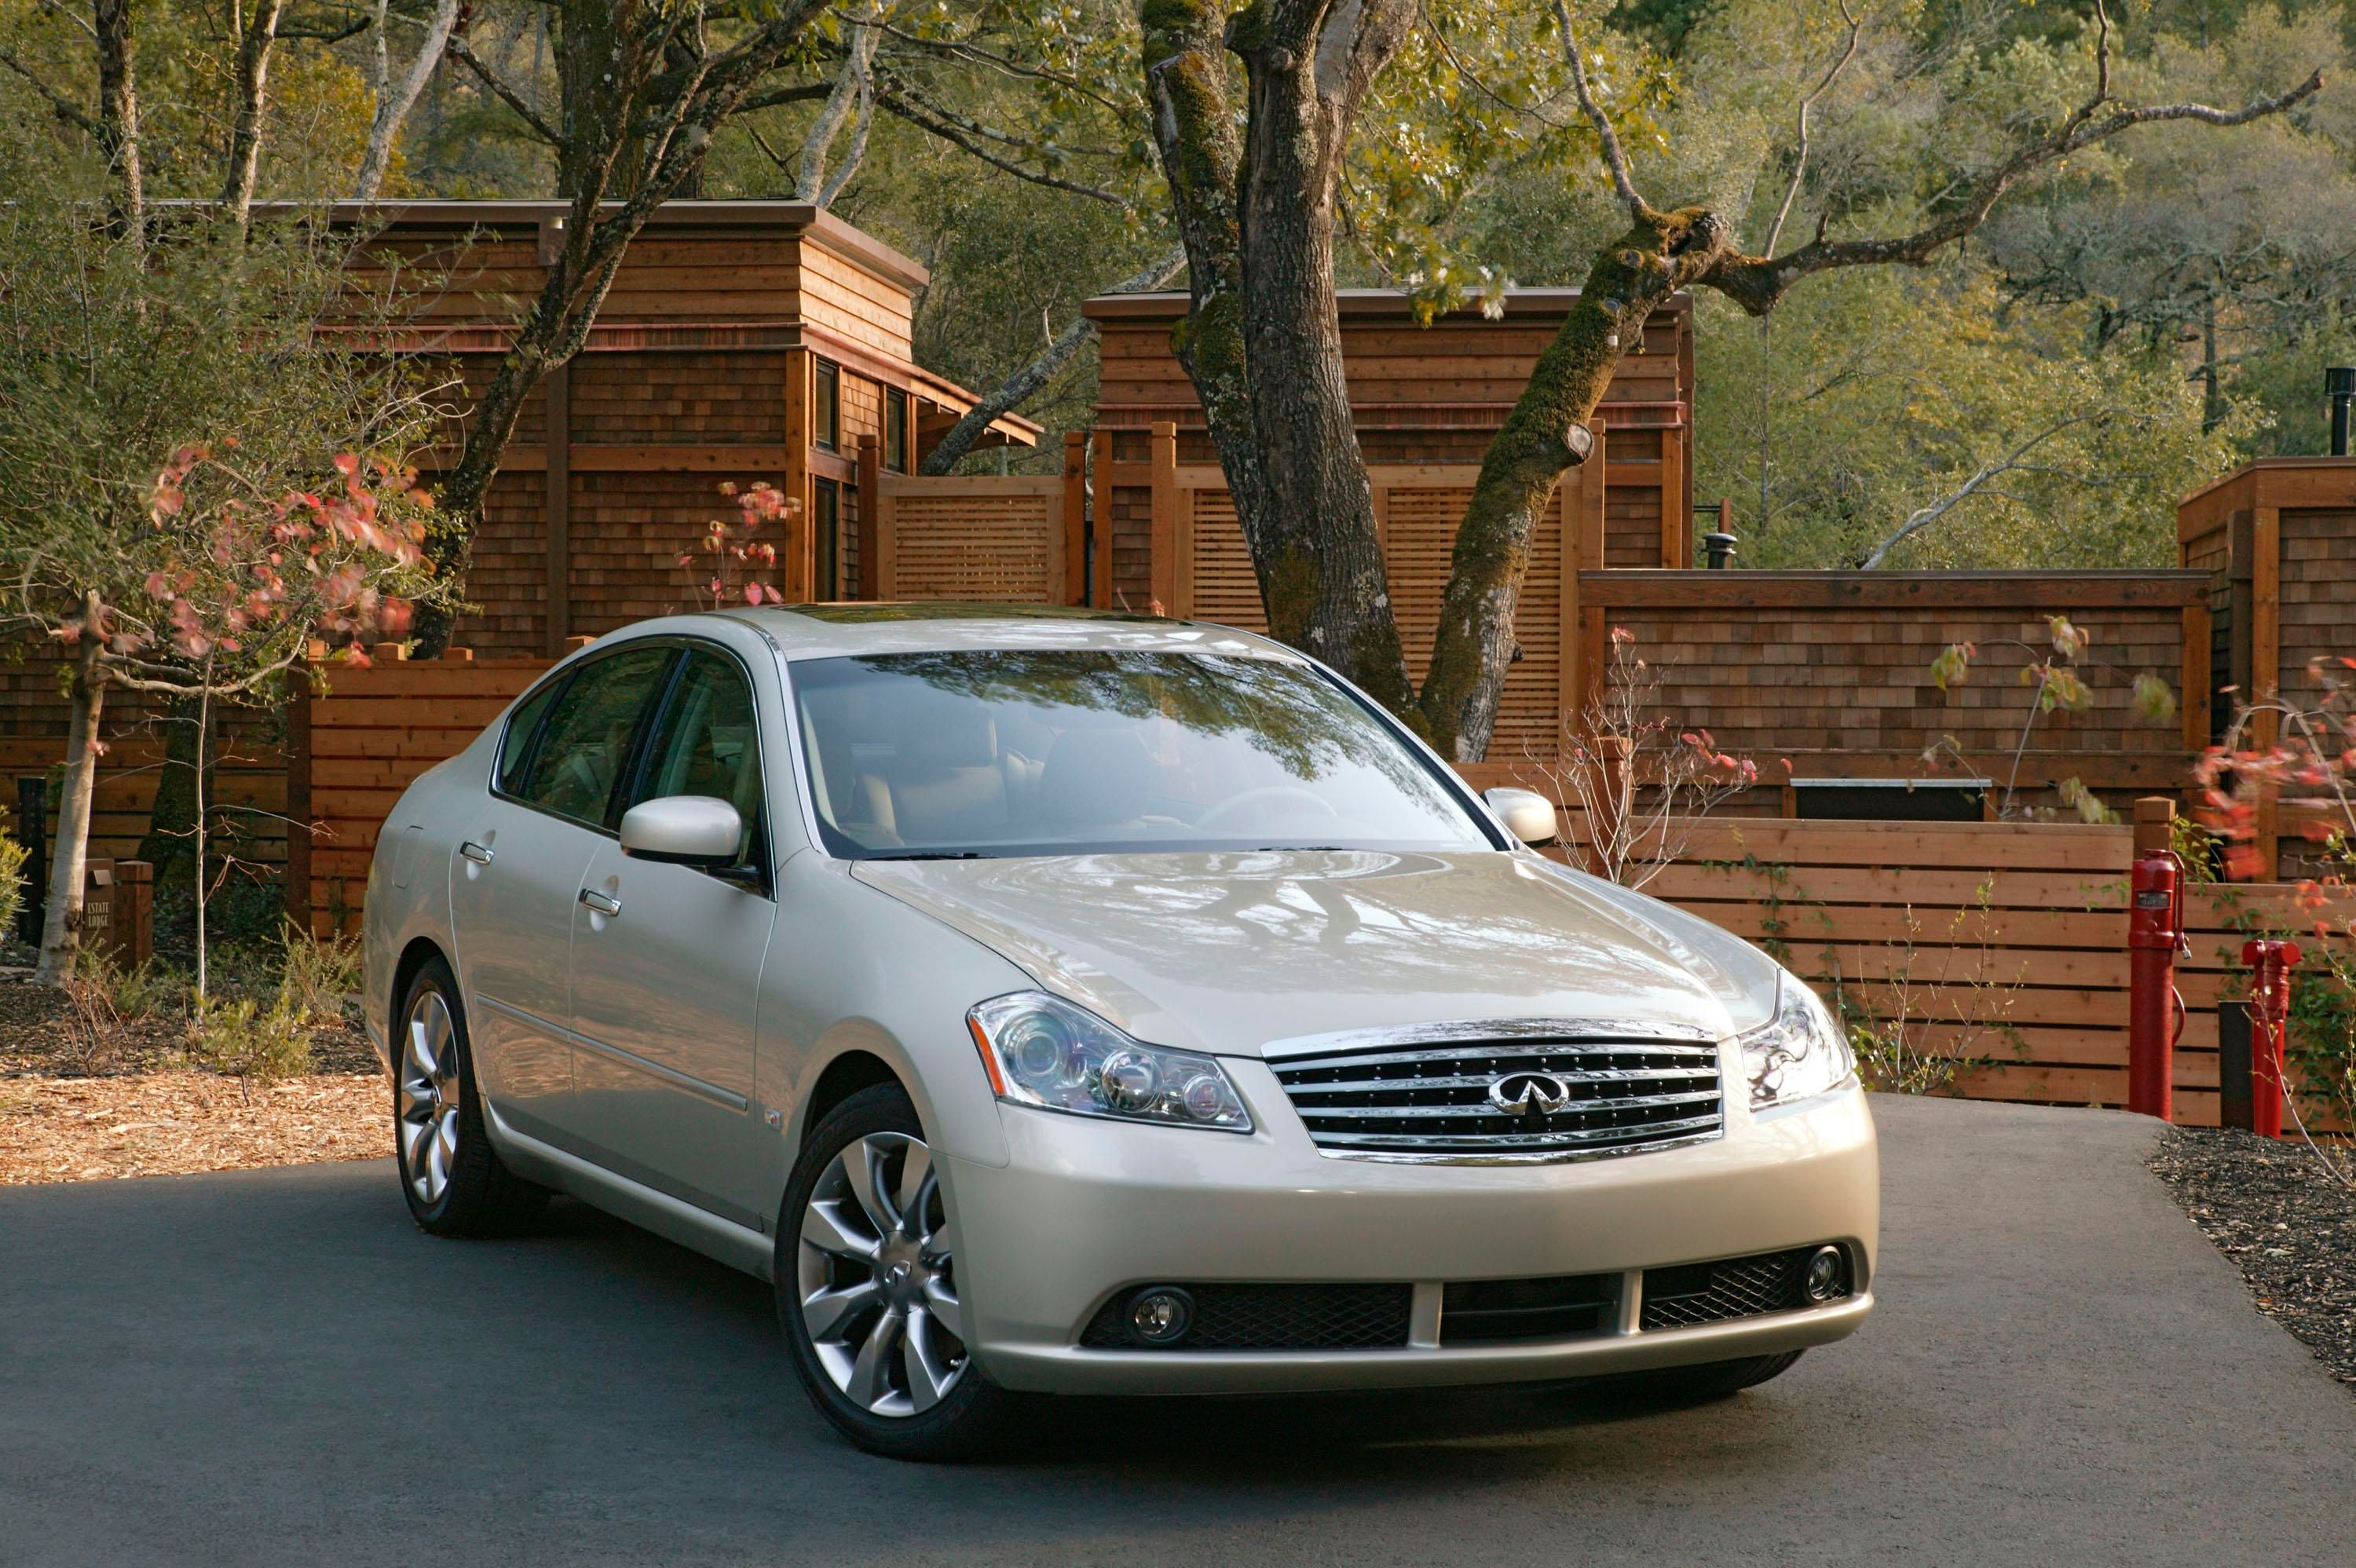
[394, 957, 548, 1237]
[776, 1083, 1019, 1460]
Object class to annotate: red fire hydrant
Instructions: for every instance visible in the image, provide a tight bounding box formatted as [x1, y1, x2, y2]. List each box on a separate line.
[2241, 938, 2303, 1139]
[2127, 844, 2186, 1119]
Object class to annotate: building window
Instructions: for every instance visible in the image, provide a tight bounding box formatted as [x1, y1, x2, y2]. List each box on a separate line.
[885, 389, 909, 473]
[813, 479, 840, 601]
[813, 360, 840, 452]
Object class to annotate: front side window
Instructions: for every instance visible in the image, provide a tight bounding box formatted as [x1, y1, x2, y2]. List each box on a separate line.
[627, 647, 764, 865]
[513, 645, 675, 827]
[791, 649, 1494, 859]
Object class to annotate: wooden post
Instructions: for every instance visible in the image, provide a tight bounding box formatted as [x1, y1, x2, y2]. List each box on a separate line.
[2182, 600, 2212, 757]
[873, 466, 898, 600]
[783, 348, 816, 603]
[543, 363, 572, 656]
[855, 433, 883, 601]
[1089, 428, 1114, 609]
[2252, 504, 2281, 877]
[1569, 419, 1608, 721]
[286, 664, 313, 936]
[1657, 416, 1685, 568]
[1148, 420, 1178, 613]
[1062, 432, 1088, 605]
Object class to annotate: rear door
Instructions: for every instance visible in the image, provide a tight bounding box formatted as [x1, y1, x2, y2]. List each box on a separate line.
[568, 641, 779, 1225]
[448, 642, 677, 1151]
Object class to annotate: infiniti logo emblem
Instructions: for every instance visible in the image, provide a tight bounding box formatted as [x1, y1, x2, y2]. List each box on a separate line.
[1487, 1071, 1573, 1117]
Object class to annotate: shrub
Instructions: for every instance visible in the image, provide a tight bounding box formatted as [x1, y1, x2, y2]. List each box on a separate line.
[0, 826, 25, 939]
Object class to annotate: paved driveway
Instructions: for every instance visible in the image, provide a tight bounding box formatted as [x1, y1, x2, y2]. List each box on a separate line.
[2, 1095, 2349, 1566]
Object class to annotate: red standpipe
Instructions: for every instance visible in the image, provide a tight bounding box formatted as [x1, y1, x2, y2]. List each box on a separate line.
[2127, 847, 2186, 1120]
[2241, 938, 2303, 1139]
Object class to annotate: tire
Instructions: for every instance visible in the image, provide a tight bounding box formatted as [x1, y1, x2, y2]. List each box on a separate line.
[1633, 1350, 1805, 1404]
[775, 1082, 1020, 1461]
[393, 956, 548, 1237]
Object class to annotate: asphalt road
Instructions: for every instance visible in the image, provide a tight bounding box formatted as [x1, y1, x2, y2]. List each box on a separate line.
[3, 1095, 2351, 1567]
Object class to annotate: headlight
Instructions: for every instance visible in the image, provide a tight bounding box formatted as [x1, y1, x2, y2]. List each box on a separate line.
[966, 991, 1253, 1133]
[1740, 977, 1855, 1109]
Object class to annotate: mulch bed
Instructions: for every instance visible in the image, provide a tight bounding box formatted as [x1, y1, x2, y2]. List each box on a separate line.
[2149, 1125, 2356, 1391]
[0, 971, 389, 1186]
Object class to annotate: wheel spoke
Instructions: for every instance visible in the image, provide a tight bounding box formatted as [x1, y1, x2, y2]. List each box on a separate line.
[921, 1275, 964, 1340]
[801, 1277, 878, 1343]
[800, 1196, 880, 1263]
[893, 1142, 935, 1234]
[902, 1308, 956, 1413]
[397, 1075, 436, 1119]
[851, 1136, 904, 1238]
[845, 1307, 904, 1410]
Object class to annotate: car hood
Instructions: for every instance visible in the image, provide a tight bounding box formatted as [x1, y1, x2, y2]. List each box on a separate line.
[851, 850, 1780, 1058]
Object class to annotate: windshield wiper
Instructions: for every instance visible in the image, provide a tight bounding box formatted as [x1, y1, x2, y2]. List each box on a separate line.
[862, 850, 993, 861]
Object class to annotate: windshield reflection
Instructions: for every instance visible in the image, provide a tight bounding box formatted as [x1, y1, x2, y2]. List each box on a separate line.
[789, 650, 1494, 860]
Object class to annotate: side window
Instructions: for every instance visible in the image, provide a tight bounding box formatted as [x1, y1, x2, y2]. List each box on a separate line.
[627, 647, 764, 865]
[495, 676, 567, 794]
[515, 645, 676, 828]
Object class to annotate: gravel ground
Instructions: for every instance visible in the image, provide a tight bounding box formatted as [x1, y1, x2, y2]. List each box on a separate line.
[0, 970, 386, 1185]
[2149, 1125, 2356, 1390]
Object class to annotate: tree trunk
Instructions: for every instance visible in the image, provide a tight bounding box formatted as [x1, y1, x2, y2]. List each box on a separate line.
[1415, 208, 1725, 758]
[93, 0, 141, 243]
[219, 0, 285, 225]
[35, 605, 107, 987]
[353, 0, 463, 203]
[1229, 25, 1411, 709]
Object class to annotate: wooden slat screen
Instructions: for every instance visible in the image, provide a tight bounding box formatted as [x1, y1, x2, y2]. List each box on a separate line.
[876, 475, 1063, 603]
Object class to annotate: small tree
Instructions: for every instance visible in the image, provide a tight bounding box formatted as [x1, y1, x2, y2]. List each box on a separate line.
[1531, 627, 1759, 888]
[0, 180, 447, 987]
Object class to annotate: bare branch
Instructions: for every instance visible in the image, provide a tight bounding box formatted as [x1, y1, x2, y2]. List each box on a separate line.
[1549, 0, 1647, 216]
[1762, 0, 1861, 257]
[446, 34, 565, 149]
[865, 11, 1129, 117]
[1708, 31, 2327, 316]
[872, 79, 1125, 204]
[219, 0, 287, 224]
[799, 13, 878, 203]
[1860, 410, 2116, 568]
[0, 46, 99, 133]
[919, 246, 1187, 475]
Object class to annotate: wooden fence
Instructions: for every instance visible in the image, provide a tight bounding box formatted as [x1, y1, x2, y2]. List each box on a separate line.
[858, 469, 1071, 604]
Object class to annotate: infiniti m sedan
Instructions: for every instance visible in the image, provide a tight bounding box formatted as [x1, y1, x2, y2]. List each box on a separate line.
[363, 605, 1875, 1459]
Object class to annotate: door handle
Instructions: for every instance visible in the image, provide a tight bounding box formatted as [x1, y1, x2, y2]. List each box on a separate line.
[578, 887, 622, 917]
[459, 840, 494, 865]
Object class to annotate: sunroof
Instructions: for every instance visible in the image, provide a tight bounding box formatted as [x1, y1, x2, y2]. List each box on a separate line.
[779, 601, 1172, 626]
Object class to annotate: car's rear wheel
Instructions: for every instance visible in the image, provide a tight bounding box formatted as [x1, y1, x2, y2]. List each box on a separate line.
[776, 1083, 1019, 1460]
[395, 957, 547, 1237]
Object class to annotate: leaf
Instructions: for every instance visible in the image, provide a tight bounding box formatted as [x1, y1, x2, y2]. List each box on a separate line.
[2131, 673, 2177, 725]
[1929, 642, 1974, 691]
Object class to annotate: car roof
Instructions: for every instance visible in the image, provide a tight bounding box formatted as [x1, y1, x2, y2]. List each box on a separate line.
[712, 602, 1310, 662]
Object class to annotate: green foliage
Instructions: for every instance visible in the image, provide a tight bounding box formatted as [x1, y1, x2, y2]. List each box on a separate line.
[0, 825, 24, 939]
[185, 991, 315, 1085]
[182, 923, 360, 1084]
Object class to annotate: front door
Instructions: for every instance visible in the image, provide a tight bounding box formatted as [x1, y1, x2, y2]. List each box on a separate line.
[448, 643, 677, 1150]
[569, 644, 778, 1226]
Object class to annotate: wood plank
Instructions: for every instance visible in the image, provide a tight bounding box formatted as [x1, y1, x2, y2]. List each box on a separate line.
[783, 349, 814, 603]
[1586, 569, 2213, 611]
[1149, 421, 1178, 613]
[1091, 429, 1114, 609]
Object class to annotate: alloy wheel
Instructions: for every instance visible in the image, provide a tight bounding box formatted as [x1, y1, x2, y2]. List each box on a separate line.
[797, 1131, 968, 1416]
[398, 991, 463, 1206]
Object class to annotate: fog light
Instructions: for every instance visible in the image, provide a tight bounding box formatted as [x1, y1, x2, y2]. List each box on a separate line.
[1803, 1245, 1848, 1302]
[1129, 1286, 1194, 1346]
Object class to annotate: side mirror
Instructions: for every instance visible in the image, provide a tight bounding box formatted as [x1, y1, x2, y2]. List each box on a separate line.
[1483, 787, 1559, 848]
[619, 795, 744, 868]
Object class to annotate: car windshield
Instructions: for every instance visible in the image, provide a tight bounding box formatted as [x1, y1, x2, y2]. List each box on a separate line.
[789, 649, 1497, 859]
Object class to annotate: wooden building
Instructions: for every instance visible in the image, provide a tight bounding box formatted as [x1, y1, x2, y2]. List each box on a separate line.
[2178, 455, 2356, 876]
[332, 199, 1040, 654]
[1079, 287, 1694, 758]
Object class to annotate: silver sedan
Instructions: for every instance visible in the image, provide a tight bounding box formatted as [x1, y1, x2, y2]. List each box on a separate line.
[363, 606, 1876, 1459]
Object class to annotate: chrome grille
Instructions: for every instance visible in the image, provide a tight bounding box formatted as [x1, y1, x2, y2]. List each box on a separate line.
[1270, 1031, 1724, 1163]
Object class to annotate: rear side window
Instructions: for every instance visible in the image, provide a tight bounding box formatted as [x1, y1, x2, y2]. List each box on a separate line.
[514, 645, 677, 827]
[496, 677, 567, 794]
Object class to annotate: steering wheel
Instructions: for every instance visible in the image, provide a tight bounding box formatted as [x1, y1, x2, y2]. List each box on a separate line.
[1194, 785, 1340, 834]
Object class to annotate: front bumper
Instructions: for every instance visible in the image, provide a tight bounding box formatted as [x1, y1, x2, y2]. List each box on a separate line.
[946, 1071, 1878, 1396]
